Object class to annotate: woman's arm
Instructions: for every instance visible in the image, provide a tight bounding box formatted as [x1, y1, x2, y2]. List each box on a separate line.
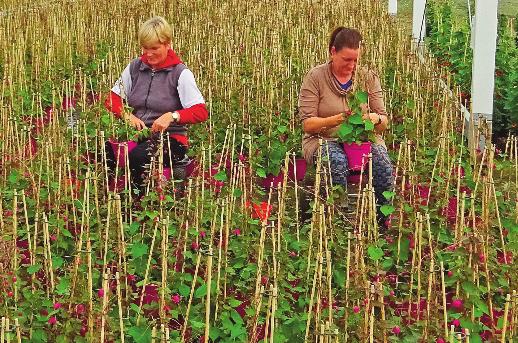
[176, 69, 208, 124]
[299, 69, 345, 135]
[303, 114, 345, 135]
[104, 63, 133, 117]
[365, 71, 389, 133]
[104, 63, 146, 130]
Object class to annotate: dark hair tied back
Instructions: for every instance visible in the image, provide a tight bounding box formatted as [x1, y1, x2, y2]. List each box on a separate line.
[328, 27, 363, 53]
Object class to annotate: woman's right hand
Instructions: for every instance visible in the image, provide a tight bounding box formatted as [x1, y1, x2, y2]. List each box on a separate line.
[126, 114, 146, 130]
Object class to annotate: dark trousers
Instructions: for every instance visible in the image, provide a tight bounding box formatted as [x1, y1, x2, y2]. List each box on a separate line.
[105, 134, 187, 193]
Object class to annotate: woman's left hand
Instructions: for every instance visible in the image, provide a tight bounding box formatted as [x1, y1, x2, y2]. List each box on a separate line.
[362, 112, 379, 124]
[363, 112, 387, 132]
[151, 113, 173, 132]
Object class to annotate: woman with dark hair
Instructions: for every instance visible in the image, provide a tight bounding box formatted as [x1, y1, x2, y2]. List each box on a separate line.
[298, 27, 394, 228]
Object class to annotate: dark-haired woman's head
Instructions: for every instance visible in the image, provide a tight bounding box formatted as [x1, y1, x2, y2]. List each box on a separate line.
[328, 27, 363, 76]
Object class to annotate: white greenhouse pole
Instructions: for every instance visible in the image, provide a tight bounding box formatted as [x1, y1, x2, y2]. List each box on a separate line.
[388, 0, 397, 15]
[412, 0, 426, 43]
[471, 0, 499, 145]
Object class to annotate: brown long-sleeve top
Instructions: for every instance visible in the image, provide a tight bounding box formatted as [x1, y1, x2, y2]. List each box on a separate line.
[298, 62, 388, 163]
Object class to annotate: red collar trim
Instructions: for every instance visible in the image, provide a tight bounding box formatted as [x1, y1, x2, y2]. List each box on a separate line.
[140, 49, 183, 69]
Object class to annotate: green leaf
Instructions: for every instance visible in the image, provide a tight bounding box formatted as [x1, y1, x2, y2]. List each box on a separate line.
[233, 188, 243, 197]
[194, 284, 207, 298]
[382, 191, 395, 200]
[355, 91, 368, 103]
[128, 325, 152, 343]
[381, 257, 394, 270]
[367, 245, 384, 261]
[497, 277, 509, 287]
[256, 168, 267, 178]
[101, 114, 111, 126]
[364, 120, 374, 131]
[8, 169, 20, 185]
[474, 299, 489, 315]
[27, 264, 42, 275]
[230, 309, 244, 325]
[130, 303, 141, 314]
[56, 277, 70, 296]
[462, 281, 479, 296]
[214, 170, 227, 182]
[179, 284, 190, 297]
[31, 329, 47, 343]
[338, 123, 353, 140]
[228, 298, 243, 307]
[131, 242, 148, 259]
[52, 256, 64, 269]
[191, 320, 205, 329]
[230, 325, 246, 339]
[399, 238, 410, 262]
[380, 204, 395, 216]
[333, 268, 346, 286]
[61, 229, 73, 238]
[209, 327, 222, 340]
[129, 221, 140, 236]
[497, 316, 504, 329]
[348, 113, 364, 125]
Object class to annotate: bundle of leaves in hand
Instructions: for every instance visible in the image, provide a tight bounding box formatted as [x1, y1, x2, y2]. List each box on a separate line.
[100, 108, 151, 142]
[337, 90, 376, 144]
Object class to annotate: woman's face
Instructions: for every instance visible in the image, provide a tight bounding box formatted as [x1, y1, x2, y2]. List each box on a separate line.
[142, 41, 170, 67]
[330, 46, 360, 76]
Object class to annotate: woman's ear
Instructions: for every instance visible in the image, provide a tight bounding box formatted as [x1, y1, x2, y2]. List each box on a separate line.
[330, 46, 336, 56]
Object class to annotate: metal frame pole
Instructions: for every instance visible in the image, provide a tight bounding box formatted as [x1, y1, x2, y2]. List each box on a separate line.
[470, 0, 499, 150]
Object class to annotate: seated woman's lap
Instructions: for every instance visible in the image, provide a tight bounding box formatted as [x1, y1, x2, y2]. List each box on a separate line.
[128, 135, 186, 168]
[318, 141, 349, 187]
[104, 134, 187, 189]
[317, 141, 394, 205]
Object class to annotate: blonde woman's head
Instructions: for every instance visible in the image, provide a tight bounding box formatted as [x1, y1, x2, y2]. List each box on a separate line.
[138, 16, 172, 48]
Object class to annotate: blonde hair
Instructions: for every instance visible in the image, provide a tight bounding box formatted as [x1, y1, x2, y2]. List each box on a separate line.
[138, 16, 172, 47]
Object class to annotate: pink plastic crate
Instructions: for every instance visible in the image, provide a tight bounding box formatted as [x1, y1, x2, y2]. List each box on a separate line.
[260, 173, 285, 189]
[288, 158, 307, 181]
[110, 140, 138, 167]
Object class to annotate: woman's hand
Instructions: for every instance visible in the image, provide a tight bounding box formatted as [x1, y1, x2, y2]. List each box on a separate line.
[126, 114, 146, 130]
[362, 112, 379, 124]
[151, 113, 173, 133]
[363, 112, 388, 132]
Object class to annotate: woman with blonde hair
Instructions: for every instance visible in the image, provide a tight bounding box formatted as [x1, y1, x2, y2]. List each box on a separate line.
[105, 16, 208, 193]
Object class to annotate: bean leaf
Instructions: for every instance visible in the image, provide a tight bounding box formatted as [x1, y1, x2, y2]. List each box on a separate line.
[214, 170, 227, 181]
[348, 113, 364, 125]
[131, 242, 148, 259]
[355, 90, 369, 103]
[194, 284, 207, 298]
[367, 245, 384, 261]
[380, 204, 395, 216]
